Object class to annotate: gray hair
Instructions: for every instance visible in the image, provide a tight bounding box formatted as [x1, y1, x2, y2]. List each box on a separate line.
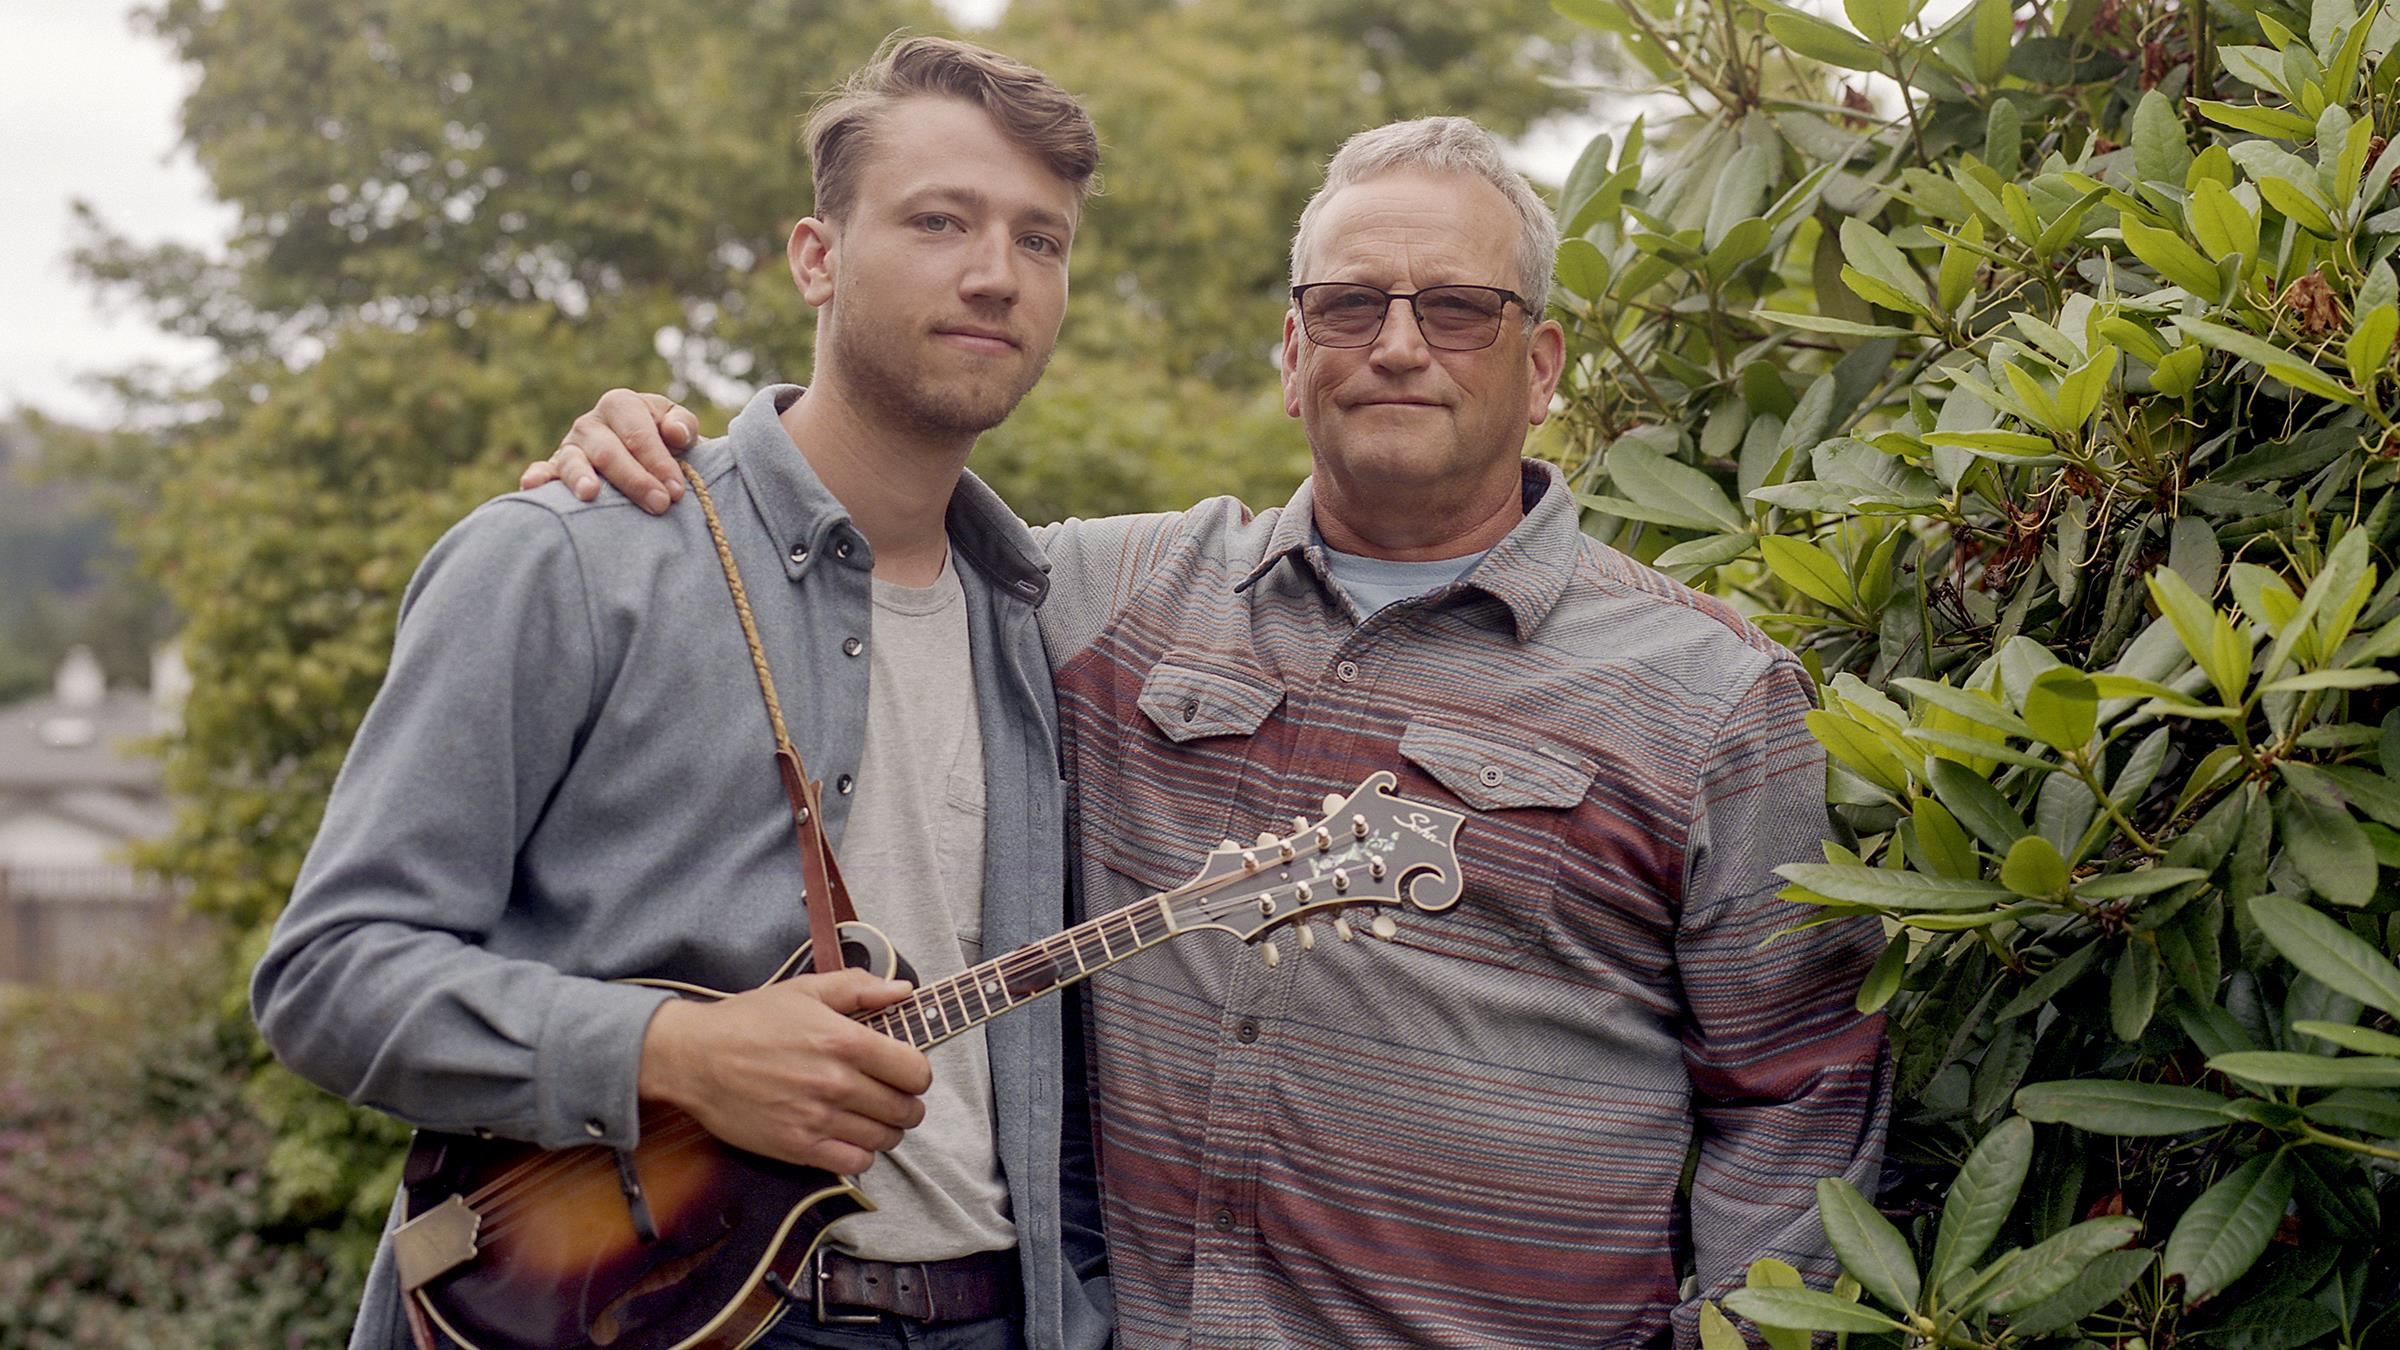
[1288, 116, 1558, 318]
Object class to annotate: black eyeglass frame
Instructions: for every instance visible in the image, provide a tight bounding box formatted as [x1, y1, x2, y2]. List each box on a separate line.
[1288, 282, 1533, 352]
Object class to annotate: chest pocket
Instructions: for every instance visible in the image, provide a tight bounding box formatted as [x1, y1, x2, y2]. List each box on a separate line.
[1394, 717, 1595, 953]
[1089, 661, 1285, 891]
[1136, 662, 1285, 743]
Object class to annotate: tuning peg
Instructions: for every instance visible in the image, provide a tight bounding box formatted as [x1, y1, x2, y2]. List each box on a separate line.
[1333, 916, 1356, 942]
[1261, 940, 1282, 968]
[1220, 838, 1241, 851]
[1322, 792, 1345, 814]
[1291, 815, 1310, 834]
[1256, 830, 1278, 846]
[1332, 868, 1350, 892]
[1351, 813, 1369, 838]
[1370, 914, 1398, 940]
[1368, 858, 1387, 881]
[1296, 924, 1316, 951]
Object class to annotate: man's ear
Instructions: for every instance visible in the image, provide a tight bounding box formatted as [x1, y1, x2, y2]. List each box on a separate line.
[1523, 317, 1566, 427]
[788, 217, 838, 308]
[1280, 309, 1304, 420]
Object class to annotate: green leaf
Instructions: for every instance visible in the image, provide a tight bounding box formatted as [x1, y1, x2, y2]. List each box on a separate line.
[1905, 727, 2060, 772]
[1653, 533, 1757, 572]
[1721, 1287, 1906, 1334]
[1777, 863, 2015, 910]
[1602, 438, 1748, 533]
[1844, 0, 1915, 46]
[1554, 237, 1611, 301]
[1928, 1116, 2031, 1296]
[2290, 1020, 2400, 1054]
[2347, 303, 2397, 387]
[2192, 100, 2320, 139]
[1923, 429, 2061, 456]
[2132, 88, 2194, 188]
[2172, 316, 2361, 406]
[2075, 867, 2208, 899]
[2319, 764, 2400, 828]
[2259, 669, 2398, 693]
[2112, 939, 2162, 1040]
[1817, 1177, 1919, 1313]
[2015, 1079, 2234, 1134]
[2000, 835, 2069, 897]
[2003, 1249, 2155, 1336]
[2206, 1051, 2400, 1086]
[2258, 174, 2338, 235]
[1840, 218, 1927, 310]
[2162, 1152, 2295, 1303]
[2020, 667, 2097, 752]
[1765, 10, 1888, 69]
[1748, 310, 1921, 339]
[1976, 1216, 2144, 1314]
[2146, 568, 2250, 706]
[2245, 895, 2400, 1018]
[1696, 1302, 1745, 1350]
[1761, 535, 1858, 608]
[2278, 770, 2379, 907]
[1911, 796, 1979, 878]
[2186, 179, 2259, 265]
[1994, 941, 2100, 1019]
[1807, 708, 1913, 794]
[2119, 218, 2224, 295]
[1932, 758, 2034, 848]
[2303, 1087, 2400, 1135]
[1895, 677, 2035, 737]
[1858, 929, 1910, 1013]
[1968, 0, 2012, 82]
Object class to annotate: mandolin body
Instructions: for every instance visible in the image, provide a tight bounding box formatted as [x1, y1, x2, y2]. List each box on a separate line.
[405, 927, 906, 1350]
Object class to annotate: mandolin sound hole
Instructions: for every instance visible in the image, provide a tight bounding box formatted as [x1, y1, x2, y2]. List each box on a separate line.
[588, 1231, 734, 1346]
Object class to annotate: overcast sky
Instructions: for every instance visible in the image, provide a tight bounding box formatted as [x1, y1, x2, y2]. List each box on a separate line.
[7, 0, 1594, 429]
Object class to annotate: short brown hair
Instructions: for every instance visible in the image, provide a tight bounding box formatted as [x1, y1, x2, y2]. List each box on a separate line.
[805, 34, 1100, 223]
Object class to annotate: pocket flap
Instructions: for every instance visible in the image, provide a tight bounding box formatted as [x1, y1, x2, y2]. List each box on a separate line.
[1138, 663, 1285, 743]
[1400, 718, 1596, 811]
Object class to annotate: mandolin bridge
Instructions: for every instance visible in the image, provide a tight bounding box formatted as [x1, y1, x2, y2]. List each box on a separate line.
[393, 1194, 483, 1292]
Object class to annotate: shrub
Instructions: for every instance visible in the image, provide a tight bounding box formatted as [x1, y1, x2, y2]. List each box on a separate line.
[1548, 0, 2400, 1342]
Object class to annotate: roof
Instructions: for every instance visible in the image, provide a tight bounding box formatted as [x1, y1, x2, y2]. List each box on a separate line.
[0, 688, 164, 793]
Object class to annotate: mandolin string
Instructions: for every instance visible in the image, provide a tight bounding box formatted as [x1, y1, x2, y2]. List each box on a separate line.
[464, 831, 1383, 1233]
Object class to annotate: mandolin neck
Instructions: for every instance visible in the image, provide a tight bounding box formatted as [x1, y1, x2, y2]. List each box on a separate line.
[853, 897, 1181, 1050]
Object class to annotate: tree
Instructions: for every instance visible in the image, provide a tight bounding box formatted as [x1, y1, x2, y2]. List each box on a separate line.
[1550, 0, 2400, 1343]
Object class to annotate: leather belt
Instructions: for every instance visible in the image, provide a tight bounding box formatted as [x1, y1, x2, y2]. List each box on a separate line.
[812, 1248, 1021, 1324]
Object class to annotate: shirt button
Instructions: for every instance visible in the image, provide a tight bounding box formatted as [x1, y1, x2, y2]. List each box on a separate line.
[788, 544, 809, 565]
[835, 540, 854, 560]
[843, 637, 864, 657]
[1479, 766, 1505, 788]
[1182, 699, 1200, 723]
[584, 1118, 606, 1139]
[1212, 1208, 1235, 1232]
[1236, 1020, 1259, 1043]
[1336, 660, 1360, 682]
[837, 774, 855, 795]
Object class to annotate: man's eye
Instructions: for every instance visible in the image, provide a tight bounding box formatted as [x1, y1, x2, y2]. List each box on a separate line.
[919, 214, 957, 233]
[1021, 235, 1059, 255]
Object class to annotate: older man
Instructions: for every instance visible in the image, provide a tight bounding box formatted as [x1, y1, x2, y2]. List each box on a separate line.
[545, 117, 1890, 1349]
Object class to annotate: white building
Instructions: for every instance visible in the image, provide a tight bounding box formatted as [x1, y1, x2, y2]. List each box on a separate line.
[0, 646, 187, 985]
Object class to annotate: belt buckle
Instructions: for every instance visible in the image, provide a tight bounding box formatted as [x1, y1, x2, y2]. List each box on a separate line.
[812, 1249, 885, 1325]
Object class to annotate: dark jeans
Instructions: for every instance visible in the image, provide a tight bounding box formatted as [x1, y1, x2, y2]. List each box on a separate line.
[753, 1310, 1025, 1350]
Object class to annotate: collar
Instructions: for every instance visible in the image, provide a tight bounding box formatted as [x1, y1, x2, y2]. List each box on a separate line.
[725, 385, 1051, 606]
[1235, 460, 1578, 640]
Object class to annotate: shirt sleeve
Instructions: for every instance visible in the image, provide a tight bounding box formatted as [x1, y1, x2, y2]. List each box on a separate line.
[1672, 653, 1894, 1345]
[1031, 510, 1195, 667]
[249, 498, 674, 1151]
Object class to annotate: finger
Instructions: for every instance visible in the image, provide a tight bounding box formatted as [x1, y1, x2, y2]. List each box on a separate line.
[798, 1140, 879, 1176]
[831, 1072, 929, 1131]
[520, 459, 558, 491]
[791, 969, 916, 1014]
[848, 1034, 934, 1098]
[549, 443, 603, 501]
[819, 1108, 908, 1156]
[641, 393, 703, 463]
[597, 389, 680, 514]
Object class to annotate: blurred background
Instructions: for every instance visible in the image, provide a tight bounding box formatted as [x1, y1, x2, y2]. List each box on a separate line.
[0, 1, 1611, 1339]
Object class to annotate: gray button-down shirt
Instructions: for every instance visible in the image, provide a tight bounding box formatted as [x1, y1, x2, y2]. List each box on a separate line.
[253, 386, 1108, 1350]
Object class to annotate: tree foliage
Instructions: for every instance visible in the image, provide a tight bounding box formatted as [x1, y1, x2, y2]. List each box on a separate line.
[1550, 0, 2400, 1342]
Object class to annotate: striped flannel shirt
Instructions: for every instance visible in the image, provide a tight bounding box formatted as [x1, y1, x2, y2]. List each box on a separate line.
[1034, 461, 1892, 1349]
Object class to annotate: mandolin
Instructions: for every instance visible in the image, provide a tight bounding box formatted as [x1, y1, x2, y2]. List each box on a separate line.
[388, 771, 1465, 1350]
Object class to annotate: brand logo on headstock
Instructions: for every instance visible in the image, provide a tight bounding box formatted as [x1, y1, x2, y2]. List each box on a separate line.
[1396, 811, 1445, 845]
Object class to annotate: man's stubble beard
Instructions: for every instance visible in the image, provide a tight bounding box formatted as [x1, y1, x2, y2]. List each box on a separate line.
[826, 313, 1054, 440]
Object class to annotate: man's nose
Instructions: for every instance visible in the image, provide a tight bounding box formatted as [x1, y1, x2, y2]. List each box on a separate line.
[1367, 294, 1432, 369]
[959, 226, 1021, 304]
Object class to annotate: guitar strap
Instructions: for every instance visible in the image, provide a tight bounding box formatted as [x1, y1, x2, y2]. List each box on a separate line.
[682, 460, 860, 970]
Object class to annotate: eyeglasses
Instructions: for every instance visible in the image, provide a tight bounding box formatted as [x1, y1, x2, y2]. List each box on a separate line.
[1289, 282, 1530, 352]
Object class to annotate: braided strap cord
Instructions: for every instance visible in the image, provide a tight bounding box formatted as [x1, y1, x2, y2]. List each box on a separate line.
[678, 460, 856, 964]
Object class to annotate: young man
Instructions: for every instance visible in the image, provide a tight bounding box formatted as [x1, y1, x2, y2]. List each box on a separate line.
[544, 119, 1890, 1349]
[254, 38, 1112, 1350]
